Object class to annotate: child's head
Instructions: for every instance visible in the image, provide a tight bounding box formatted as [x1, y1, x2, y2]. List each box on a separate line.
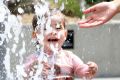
[32, 11, 67, 50]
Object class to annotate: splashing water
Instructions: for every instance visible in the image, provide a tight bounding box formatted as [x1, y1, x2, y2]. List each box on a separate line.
[2, 0, 59, 79]
[0, 0, 23, 80]
[29, 0, 57, 79]
[0, 0, 90, 80]
[0, 1, 11, 80]
[27, 0, 71, 79]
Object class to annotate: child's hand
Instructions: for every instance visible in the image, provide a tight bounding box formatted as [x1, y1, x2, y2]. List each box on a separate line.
[86, 61, 98, 79]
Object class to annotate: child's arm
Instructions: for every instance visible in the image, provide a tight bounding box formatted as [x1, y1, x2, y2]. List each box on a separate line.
[71, 53, 98, 78]
[74, 61, 98, 79]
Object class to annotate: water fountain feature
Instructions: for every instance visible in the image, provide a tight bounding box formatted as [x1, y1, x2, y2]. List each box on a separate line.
[0, 0, 24, 79]
[0, 0, 10, 79]
[0, 0, 66, 80]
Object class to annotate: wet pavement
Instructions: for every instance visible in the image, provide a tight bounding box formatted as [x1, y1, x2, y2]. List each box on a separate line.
[93, 78, 120, 80]
[75, 78, 120, 80]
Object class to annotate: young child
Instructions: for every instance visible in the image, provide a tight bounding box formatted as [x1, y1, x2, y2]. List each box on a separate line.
[23, 11, 98, 80]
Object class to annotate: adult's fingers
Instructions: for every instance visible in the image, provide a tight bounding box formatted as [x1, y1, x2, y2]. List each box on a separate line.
[83, 5, 97, 14]
[78, 16, 93, 24]
[79, 20, 104, 28]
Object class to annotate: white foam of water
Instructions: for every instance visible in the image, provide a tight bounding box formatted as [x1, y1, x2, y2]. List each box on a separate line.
[18, 7, 24, 14]
[60, 2, 64, 11]
[7, 15, 22, 43]
[36, 33, 44, 44]
[16, 65, 26, 80]
[0, 3, 10, 22]
[34, 1, 50, 46]
[33, 0, 66, 79]
[19, 41, 26, 64]
[4, 48, 11, 79]
[16, 0, 20, 2]
[11, 44, 17, 53]
[45, 18, 53, 34]
[6, 15, 15, 39]
[30, 1, 52, 79]
[50, 43, 58, 54]
[0, 34, 6, 45]
[14, 15, 22, 43]
[0, 2, 14, 80]
[20, 32, 24, 38]
[34, 1, 50, 16]
[0, 0, 4, 4]
[30, 48, 47, 80]
[0, 1, 24, 79]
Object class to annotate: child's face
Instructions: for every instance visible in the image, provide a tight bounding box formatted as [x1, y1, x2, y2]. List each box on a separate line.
[37, 15, 67, 50]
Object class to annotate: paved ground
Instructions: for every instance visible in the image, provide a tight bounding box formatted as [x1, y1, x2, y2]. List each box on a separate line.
[75, 78, 120, 80]
[93, 78, 120, 80]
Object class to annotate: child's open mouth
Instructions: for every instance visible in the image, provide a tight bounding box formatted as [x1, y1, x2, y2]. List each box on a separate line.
[48, 38, 59, 42]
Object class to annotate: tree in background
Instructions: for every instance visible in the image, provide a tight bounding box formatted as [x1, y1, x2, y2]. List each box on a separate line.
[50, 0, 82, 18]
[7, 0, 34, 14]
[86, 0, 112, 5]
[7, 0, 112, 17]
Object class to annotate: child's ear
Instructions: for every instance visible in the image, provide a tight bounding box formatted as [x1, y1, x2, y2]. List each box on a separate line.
[64, 30, 68, 39]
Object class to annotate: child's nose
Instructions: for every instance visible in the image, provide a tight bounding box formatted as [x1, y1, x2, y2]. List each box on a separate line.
[51, 29, 57, 35]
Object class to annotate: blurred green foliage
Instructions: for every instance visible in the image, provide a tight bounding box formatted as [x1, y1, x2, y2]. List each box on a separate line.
[86, 0, 112, 5]
[51, 0, 83, 18]
[7, 0, 110, 17]
[86, 0, 104, 5]
[8, 0, 83, 17]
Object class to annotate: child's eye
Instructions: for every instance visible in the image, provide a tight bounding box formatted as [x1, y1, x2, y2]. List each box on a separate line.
[56, 24, 62, 30]
[56, 25, 62, 29]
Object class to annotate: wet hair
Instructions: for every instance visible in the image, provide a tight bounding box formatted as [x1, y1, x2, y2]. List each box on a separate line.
[32, 15, 37, 31]
[32, 11, 66, 31]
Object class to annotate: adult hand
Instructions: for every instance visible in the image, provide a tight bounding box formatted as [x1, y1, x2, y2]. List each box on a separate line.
[78, 1, 119, 28]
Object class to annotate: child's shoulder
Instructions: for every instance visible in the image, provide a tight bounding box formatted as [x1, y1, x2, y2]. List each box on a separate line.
[61, 49, 75, 57]
[62, 49, 73, 54]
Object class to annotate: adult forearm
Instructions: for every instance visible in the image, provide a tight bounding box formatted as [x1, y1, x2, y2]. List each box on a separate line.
[113, 0, 120, 12]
